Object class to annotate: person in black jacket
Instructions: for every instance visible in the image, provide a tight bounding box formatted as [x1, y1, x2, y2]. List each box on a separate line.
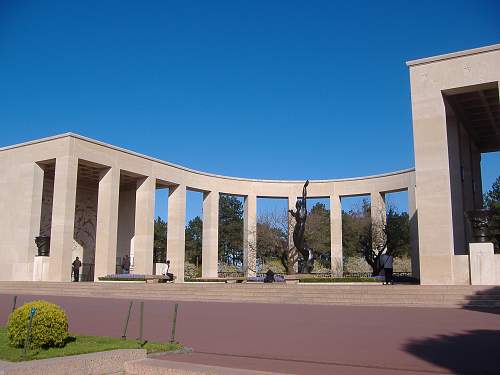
[72, 257, 82, 282]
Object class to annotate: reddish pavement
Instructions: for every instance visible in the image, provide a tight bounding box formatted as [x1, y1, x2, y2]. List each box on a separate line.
[1, 294, 499, 374]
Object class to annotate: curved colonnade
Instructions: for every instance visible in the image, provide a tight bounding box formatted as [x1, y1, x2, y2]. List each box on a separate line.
[0, 134, 417, 282]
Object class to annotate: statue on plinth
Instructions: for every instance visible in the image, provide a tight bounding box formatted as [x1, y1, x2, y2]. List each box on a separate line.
[289, 180, 315, 273]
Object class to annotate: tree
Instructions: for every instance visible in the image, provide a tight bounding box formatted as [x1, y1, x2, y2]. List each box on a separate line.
[185, 216, 202, 265]
[305, 203, 331, 267]
[257, 209, 289, 271]
[154, 216, 167, 262]
[484, 176, 500, 251]
[359, 204, 410, 275]
[218, 195, 244, 267]
[342, 199, 371, 259]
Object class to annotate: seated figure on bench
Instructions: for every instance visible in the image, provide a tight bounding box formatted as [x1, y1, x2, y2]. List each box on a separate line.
[164, 260, 174, 282]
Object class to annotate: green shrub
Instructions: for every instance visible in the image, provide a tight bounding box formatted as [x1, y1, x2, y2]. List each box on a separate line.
[7, 300, 68, 348]
[184, 262, 201, 279]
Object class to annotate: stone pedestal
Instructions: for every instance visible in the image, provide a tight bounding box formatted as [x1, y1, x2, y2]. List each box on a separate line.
[33, 256, 50, 281]
[469, 243, 495, 285]
[155, 262, 167, 276]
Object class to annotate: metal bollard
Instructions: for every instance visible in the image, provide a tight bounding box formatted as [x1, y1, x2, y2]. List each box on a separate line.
[137, 301, 144, 342]
[12, 295, 17, 313]
[122, 301, 133, 339]
[170, 303, 179, 343]
[23, 307, 37, 359]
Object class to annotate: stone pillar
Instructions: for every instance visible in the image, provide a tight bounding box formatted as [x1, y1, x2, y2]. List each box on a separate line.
[94, 167, 120, 281]
[287, 196, 299, 273]
[167, 184, 186, 282]
[133, 176, 156, 275]
[330, 195, 343, 276]
[243, 194, 257, 277]
[370, 191, 386, 252]
[202, 191, 219, 278]
[27, 163, 45, 260]
[48, 156, 78, 281]
[408, 176, 420, 279]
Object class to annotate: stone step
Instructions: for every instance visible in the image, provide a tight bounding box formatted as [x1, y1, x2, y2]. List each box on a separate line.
[4, 290, 500, 302]
[2, 282, 499, 308]
[2, 283, 499, 297]
[124, 358, 285, 375]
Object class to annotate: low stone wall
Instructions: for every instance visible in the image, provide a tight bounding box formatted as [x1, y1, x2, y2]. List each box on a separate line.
[453, 243, 500, 285]
[1, 349, 146, 375]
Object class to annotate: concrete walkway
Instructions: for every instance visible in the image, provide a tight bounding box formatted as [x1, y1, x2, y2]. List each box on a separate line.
[1, 293, 499, 374]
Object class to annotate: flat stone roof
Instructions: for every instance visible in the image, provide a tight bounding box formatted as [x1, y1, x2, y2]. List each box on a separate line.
[406, 43, 500, 67]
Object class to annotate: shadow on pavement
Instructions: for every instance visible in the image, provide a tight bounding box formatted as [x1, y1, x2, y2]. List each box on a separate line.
[462, 286, 500, 316]
[405, 329, 500, 375]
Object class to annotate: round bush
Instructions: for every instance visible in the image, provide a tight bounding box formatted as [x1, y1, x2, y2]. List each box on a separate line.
[7, 300, 68, 348]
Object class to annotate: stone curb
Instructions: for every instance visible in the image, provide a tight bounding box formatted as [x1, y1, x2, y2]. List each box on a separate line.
[0, 349, 146, 375]
[124, 358, 289, 375]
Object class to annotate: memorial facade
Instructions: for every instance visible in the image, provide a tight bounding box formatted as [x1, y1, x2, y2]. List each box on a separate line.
[1, 44, 499, 285]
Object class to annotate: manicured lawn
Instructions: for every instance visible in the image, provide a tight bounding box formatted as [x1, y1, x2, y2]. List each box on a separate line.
[0, 326, 182, 362]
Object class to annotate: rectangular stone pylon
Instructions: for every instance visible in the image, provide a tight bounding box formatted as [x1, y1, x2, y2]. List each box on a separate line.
[133, 176, 156, 275]
[202, 191, 219, 278]
[27, 163, 45, 260]
[167, 184, 186, 282]
[48, 156, 78, 281]
[408, 177, 420, 279]
[94, 167, 120, 281]
[330, 195, 343, 276]
[243, 194, 257, 277]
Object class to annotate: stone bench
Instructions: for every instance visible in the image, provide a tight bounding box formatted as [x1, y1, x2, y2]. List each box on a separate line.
[145, 275, 176, 283]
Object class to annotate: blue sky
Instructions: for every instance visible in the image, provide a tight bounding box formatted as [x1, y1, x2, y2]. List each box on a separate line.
[1, 0, 499, 221]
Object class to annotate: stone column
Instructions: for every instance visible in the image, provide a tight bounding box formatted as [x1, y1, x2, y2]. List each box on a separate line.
[28, 163, 45, 281]
[287, 196, 299, 273]
[202, 191, 219, 278]
[167, 184, 186, 282]
[243, 194, 257, 277]
[94, 167, 120, 281]
[330, 195, 343, 276]
[133, 176, 156, 275]
[408, 176, 420, 279]
[370, 191, 386, 253]
[48, 156, 78, 281]
[27, 163, 45, 259]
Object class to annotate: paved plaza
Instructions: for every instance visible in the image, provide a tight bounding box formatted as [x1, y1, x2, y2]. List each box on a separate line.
[1, 293, 499, 374]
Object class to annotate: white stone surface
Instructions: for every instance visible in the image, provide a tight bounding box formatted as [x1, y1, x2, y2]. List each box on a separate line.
[154, 262, 167, 276]
[330, 195, 342, 276]
[167, 184, 186, 282]
[202, 191, 219, 278]
[469, 243, 496, 285]
[33, 256, 50, 281]
[94, 167, 120, 280]
[133, 177, 156, 275]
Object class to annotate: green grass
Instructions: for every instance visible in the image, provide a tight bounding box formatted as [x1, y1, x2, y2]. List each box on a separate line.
[0, 326, 182, 362]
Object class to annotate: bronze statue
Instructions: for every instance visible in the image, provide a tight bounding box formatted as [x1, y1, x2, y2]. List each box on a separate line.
[289, 180, 315, 273]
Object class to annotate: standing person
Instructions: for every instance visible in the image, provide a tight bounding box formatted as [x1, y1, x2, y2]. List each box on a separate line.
[122, 255, 130, 274]
[72, 257, 82, 282]
[381, 252, 394, 285]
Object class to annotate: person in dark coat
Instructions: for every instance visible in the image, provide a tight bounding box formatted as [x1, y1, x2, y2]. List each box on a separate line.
[72, 257, 82, 282]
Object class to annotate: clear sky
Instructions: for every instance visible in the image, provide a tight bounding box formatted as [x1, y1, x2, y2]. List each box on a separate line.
[1, 1, 499, 220]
